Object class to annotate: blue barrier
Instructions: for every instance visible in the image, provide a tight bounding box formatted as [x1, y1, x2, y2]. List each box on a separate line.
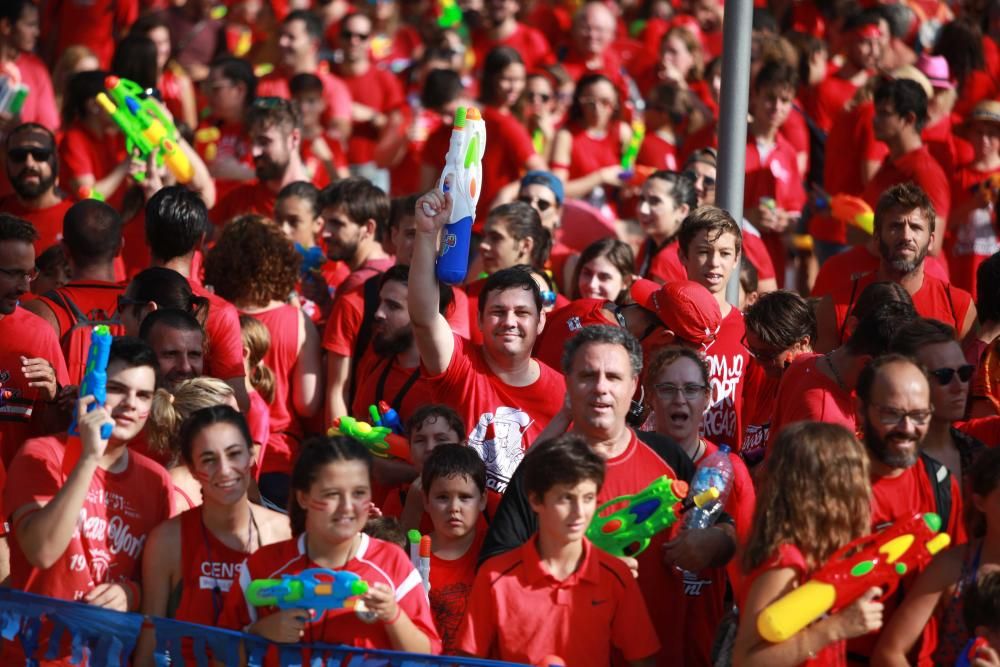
[0, 588, 529, 667]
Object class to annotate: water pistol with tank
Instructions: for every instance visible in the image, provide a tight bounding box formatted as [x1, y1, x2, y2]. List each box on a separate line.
[408, 530, 431, 592]
[619, 120, 645, 179]
[756, 512, 952, 643]
[370, 401, 403, 435]
[69, 325, 114, 441]
[329, 415, 411, 463]
[246, 568, 369, 612]
[96, 76, 193, 184]
[586, 474, 720, 557]
[425, 106, 486, 285]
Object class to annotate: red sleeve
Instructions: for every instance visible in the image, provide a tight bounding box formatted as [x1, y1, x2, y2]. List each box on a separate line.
[3, 438, 61, 522]
[742, 233, 776, 281]
[114, 0, 139, 35]
[59, 129, 96, 184]
[454, 562, 498, 657]
[321, 289, 363, 355]
[204, 300, 247, 380]
[610, 556, 661, 661]
[779, 108, 809, 157]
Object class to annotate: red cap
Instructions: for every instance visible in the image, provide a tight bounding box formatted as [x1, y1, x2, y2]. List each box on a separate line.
[630, 279, 721, 349]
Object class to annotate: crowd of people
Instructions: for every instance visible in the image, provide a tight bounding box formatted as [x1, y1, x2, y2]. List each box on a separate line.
[4, 0, 1000, 665]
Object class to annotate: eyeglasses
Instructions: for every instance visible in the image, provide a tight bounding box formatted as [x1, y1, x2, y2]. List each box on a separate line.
[7, 147, 52, 163]
[0, 266, 38, 282]
[117, 295, 148, 311]
[342, 30, 371, 41]
[540, 290, 556, 307]
[518, 196, 554, 212]
[929, 364, 975, 386]
[870, 404, 933, 426]
[654, 382, 709, 400]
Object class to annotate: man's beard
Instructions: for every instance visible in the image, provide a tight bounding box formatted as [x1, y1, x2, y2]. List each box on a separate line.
[879, 237, 928, 275]
[863, 416, 919, 470]
[325, 236, 359, 262]
[373, 326, 414, 357]
[13, 169, 55, 199]
[255, 156, 289, 182]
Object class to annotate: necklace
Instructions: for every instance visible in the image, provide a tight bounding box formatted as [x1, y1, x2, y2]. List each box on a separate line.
[825, 352, 848, 392]
[202, 505, 261, 623]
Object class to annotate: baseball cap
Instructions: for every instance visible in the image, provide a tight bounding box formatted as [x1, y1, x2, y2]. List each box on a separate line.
[520, 170, 565, 206]
[630, 278, 721, 348]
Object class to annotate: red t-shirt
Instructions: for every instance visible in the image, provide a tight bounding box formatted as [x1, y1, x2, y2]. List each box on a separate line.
[827, 272, 973, 346]
[738, 359, 779, 469]
[217, 533, 442, 663]
[14, 52, 60, 133]
[45, 0, 138, 69]
[636, 239, 686, 285]
[945, 163, 1000, 296]
[0, 196, 73, 256]
[861, 145, 950, 222]
[803, 75, 858, 133]
[532, 298, 615, 371]
[471, 23, 554, 72]
[58, 121, 129, 211]
[743, 230, 777, 282]
[766, 353, 855, 454]
[256, 66, 352, 124]
[337, 65, 405, 165]
[193, 118, 254, 204]
[5, 436, 171, 599]
[0, 307, 71, 466]
[422, 335, 566, 513]
[428, 526, 486, 653]
[702, 308, 749, 448]
[810, 245, 949, 298]
[636, 132, 680, 172]
[189, 278, 247, 382]
[457, 535, 660, 665]
[210, 181, 278, 229]
[351, 350, 436, 428]
[742, 543, 846, 667]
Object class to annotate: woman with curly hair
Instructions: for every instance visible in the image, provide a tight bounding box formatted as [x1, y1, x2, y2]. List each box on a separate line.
[733, 422, 882, 667]
[204, 215, 323, 512]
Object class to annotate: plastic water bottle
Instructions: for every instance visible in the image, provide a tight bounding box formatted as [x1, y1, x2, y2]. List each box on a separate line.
[682, 445, 734, 530]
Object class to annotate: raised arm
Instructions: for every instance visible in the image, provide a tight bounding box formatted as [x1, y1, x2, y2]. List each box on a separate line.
[408, 188, 456, 377]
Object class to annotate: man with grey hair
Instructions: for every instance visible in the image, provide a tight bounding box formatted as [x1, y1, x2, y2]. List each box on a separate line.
[480, 324, 736, 666]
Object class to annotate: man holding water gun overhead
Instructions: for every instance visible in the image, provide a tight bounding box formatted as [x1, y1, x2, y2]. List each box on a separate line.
[2, 337, 172, 666]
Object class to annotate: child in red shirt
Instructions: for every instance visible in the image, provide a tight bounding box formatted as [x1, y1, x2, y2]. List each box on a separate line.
[732, 422, 882, 667]
[456, 434, 660, 665]
[420, 443, 487, 653]
[217, 436, 441, 661]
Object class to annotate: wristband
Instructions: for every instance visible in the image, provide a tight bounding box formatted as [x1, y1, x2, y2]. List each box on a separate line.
[385, 606, 402, 625]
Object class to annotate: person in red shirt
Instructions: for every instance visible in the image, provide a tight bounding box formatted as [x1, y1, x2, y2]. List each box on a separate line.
[145, 187, 249, 411]
[319, 178, 394, 295]
[678, 206, 750, 449]
[517, 171, 574, 288]
[421, 443, 487, 653]
[204, 216, 323, 511]
[863, 77, 950, 253]
[411, 189, 566, 513]
[22, 200, 126, 385]
[557, 2, 630, 101]
[211, 96, 311, 228]
[635, 170, 697, 284]
[816, 183, 976, 351]
[471, 0, 553, 72]
[256, 10, 352, 141]
[289, 73, 350, 189]
[739, 290, 815, 468]
[457, 433, 660, 665]
[0, 2, 59, 133]
[0, 124, 73, 255]
[946, 100, 1000, 296]
[744, 61, 807, 285]
[569, 237, 635, 302]
[0, 216, 70, 468]
[134, 405, 291, 665]
[3, 338, 171, 665]
[41, 0, 137, 70]
[851, 355, 966, 664]
[217, 436, 441, 660]
[333, 12, 405, 191]
[733, 421, 881, 667]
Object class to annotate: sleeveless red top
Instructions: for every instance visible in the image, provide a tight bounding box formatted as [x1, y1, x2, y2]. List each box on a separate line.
[174, 505, 250, 626]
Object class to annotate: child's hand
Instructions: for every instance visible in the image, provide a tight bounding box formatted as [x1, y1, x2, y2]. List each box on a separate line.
[972, 639, 1000, 667]
[250, 608, 311, 643]
[617, 555, 639, 578]
[365, 500, 383, 518]
[415, 183, 452, 234]
[361, 583, 401, 624]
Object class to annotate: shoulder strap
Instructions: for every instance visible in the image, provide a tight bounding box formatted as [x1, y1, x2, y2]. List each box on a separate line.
[920, 451, 953, 530]
[348, 275, 384, 404]
[838, 276, 861, 342]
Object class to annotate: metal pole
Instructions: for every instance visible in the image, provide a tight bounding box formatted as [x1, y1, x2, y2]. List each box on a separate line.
[717, 0, 753, 308]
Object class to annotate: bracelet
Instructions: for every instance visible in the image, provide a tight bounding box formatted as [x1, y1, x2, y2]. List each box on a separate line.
[384, 606, 402, 625]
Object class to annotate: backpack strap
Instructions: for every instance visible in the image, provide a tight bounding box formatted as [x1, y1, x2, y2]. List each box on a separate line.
[838, 275, 862, 343]
[920, 451, 953, 530]
[347, 275, 385, 405]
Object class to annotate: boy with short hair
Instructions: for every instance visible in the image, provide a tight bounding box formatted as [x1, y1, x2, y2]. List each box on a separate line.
[421, 443, 487, 653]
[289, 72, 349, 188]
[456, 434, 659, 666]
[679, 206, 750, 449]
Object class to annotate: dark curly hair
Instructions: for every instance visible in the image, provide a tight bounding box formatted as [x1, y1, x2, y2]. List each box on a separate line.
[204, 215, 301, 307]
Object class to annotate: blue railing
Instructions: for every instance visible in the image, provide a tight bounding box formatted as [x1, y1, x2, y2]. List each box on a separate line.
[0, 588, 527, 667]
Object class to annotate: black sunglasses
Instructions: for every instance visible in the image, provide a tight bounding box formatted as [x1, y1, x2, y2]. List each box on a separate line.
[342, 30, 371, 40]
[518, 196, 554, 212]
[8, 147, 52, 163]
[929, 365, 975, 385]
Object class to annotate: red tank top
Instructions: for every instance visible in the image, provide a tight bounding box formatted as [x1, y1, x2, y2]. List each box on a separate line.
[175, 505, 251, 626]
[245, 304, 302, 475]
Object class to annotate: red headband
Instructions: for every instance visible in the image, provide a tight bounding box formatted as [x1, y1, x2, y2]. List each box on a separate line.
[854, 24, 882, 40]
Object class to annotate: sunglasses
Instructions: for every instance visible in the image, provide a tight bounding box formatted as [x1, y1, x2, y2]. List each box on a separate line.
[928, 364, 975, 385]
[518, 196, 554, 212]
[8, 147, 52, 163]
[342, 30, 371, 41]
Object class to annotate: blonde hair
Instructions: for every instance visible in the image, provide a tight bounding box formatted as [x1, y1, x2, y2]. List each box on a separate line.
[53, 45, 98, 110]
[239, 314, 275, 404]
[743, 422, 871, 573]
[665, 26, 705, 81]
[148, 377, 236, 460]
